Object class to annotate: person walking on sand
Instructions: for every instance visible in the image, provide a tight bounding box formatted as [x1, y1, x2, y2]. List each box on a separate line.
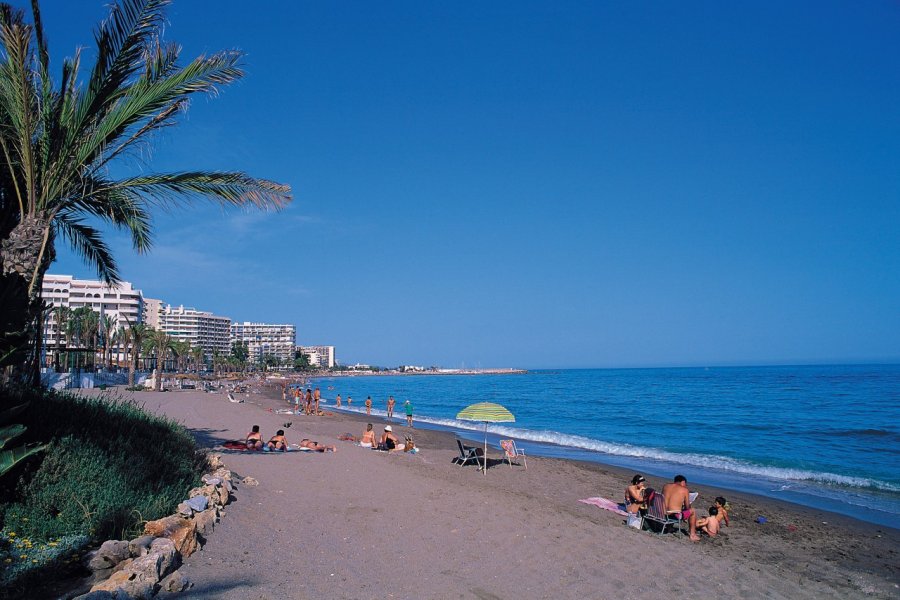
[314, 387, 321, 414]
[404, 400, 414, 427]
[663, 475, 700, 541]
[365, 396, 372, 416]
[387, 396, 395, 419]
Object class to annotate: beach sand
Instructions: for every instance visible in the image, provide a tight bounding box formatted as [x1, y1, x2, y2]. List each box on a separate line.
[80, 385, 899, 599]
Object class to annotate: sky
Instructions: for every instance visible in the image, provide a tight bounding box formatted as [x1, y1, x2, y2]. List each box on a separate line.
[25, 0, 900, 369]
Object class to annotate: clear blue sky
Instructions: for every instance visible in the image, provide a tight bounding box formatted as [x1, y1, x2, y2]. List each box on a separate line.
[32, 0, 900, 368]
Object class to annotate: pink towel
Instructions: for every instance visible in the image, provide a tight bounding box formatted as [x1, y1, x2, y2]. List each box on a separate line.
[579, 497, 628, 516]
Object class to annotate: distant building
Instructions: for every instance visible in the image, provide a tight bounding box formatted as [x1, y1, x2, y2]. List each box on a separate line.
[142, 297, 163, 329]
[231, 322, 296, 364]
[298, 345, 336, 369]
[40, 274, 144, 363]
[149, 303, 231, 359]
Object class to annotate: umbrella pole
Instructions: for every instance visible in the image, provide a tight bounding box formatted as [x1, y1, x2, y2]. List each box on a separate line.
[483, 422, 487, 475]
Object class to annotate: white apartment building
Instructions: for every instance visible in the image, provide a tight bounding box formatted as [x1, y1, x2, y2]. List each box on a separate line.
[40, 274, 143, 366]
[151, 303, 231, 359]
[298, 345, 336, 369]
[231, 322, 296, 364]
[41, 274, 143, 343]
[142, 297, 163, 329]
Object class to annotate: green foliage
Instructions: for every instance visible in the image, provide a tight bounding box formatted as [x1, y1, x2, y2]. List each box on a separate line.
[0, 388, 206, 542]
[0, 401, 46, 478]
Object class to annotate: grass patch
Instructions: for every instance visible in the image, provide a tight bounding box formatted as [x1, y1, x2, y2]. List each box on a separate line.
[0, 387, 207, 595]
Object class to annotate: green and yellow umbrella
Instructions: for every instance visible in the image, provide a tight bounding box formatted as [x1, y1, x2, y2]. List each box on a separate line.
[456, 402, 515, 474]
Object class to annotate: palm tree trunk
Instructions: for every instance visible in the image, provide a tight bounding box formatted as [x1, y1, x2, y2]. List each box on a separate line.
[0, 214, 55, 386]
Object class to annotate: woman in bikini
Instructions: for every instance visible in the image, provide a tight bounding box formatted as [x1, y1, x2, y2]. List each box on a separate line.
[360, 423, 377, 448]
[625, 474, 648, 513]
[267, 429, 288, 451]
[246, 425, 263, 450]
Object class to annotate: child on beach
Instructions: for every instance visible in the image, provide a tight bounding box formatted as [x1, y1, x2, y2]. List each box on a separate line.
[715, 496, 730, 527]
[246, 425, 263, 450]
[697, 506, 720, 537]
[267, 429, 288, 452]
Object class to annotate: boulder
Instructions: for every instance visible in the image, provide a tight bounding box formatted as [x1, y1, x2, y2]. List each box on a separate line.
[149, 537, 178, 575]
[177, 501, 194, 517]
[207, 453, 224, 470]
[160, 570, 188, 593]
[241, 476, 259, 486]
[201, 474, 222, 486]
[193, 507, 217, 537]
[88, 540, 130, 571]
[186, 495, 208, 512]
[89, 569, 155, 599]
[75, 591, 121, 599]
[144, 515, 187, 538]
[128, 535, 155, 558]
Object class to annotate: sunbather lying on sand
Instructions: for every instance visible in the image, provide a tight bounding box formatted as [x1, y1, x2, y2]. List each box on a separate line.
[267, 430, 288, 452]
[300, 439, 336, 452]
[246, 425, 263, 450]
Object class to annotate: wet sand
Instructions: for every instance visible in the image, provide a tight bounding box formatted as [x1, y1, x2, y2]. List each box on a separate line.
[83, 385, 899, 599]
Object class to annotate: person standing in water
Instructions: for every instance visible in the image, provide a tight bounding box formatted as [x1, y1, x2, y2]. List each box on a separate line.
[404, 400, 414, 427]
[387, 396, 395, 419]
[365, 396, 372, 415]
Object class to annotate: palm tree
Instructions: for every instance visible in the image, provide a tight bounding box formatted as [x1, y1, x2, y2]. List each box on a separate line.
[0, 0, 292, 385]
[170, 339, 190, 372]
[125, 320, 146, 387]
[52, 305, 69, 368]
[100, 314, 116, 370]
[190, 345, 203, 372]
[144, 328, 172, 391]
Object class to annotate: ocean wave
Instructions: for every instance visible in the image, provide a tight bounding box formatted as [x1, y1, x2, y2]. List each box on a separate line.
[364, 410, 900, 494]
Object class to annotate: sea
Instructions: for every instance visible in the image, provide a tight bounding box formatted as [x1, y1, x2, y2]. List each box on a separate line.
[309, 364, 900, 528]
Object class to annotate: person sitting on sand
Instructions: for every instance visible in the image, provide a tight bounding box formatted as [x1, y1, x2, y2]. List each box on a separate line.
[697, 506, 720, 537]
[360, 423, 377, 448]
[625, 474, 648, 513]
[267, 429, 288, 452]
[715, 496, 730, 527]
[300, 438, 336, 452]
[663, 474, 700, 542]
[246, 425, 263, 450]
[379, 425, 401, 451]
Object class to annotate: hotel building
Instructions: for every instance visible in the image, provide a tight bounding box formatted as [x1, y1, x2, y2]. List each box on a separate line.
[230, 322, 296, 364]
[298, 345, 336, 369]
[146, 302, 232, 359]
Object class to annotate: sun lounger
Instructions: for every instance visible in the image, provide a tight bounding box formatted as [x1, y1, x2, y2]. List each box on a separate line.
[499, 439, 527, 469]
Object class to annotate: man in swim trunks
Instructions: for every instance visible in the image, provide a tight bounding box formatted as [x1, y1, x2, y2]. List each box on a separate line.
[313, 387, 321, 414]
[386, 396, 395, 419]
[663, 474, 700, 541]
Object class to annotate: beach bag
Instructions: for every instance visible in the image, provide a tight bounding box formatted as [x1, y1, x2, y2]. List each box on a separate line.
[627, 513, 642, 529]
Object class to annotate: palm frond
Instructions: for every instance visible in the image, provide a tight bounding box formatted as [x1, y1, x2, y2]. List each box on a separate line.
[106, 171, 291, 211]
[58, 178, 153, 253]
[54, 216, 120, 283]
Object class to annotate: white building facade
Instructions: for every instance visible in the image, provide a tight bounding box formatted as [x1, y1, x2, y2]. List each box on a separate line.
[155, 304, 232, 359]
[230, 322, 296, 364]
[298, 345, 336, 369]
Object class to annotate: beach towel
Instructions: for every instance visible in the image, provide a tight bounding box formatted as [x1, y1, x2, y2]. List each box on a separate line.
[579, 497, 629, 516]
[221, 441, 305, 452]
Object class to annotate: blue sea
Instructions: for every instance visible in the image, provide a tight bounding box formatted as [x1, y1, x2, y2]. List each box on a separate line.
[311, 364, 900, 528]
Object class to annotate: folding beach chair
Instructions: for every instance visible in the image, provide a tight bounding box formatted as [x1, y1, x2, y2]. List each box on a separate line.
[454, 439, 483, 468]
[642, 493, 682, 536]
[499, 439, 527, 469]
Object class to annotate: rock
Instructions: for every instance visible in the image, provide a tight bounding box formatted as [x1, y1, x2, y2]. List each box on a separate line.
[149, 537, 178, 576]
[144, 515, 188, 538]
[129, 535, 155, 558]
[207, 453, 224, 470]
[242, 476, 259, 486]
[193, 507, 217, 537]
[212, 466, 232, 481]
[169, 517, 199, 557]
[88, 540, 130, 571]
[160, 570, 188, 593]
[201, 474, 222, 486]
[186, 495, 208, 512]
[177, 501, 193, 517]
[75, 591, 121, 599]
[223, 478, 233, 492]
[89, 569, 155, 599]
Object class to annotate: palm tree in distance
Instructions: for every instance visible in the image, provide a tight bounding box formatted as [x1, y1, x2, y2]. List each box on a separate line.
[144, 328, 172, 391]
[124, 320, 146, 387]
[0, 0, 292, 385]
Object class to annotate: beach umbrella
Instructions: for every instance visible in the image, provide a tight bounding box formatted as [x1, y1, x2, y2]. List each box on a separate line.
[456, 402, 515, 475]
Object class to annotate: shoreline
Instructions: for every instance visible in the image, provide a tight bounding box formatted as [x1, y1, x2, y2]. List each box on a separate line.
[85, 383, 899, 599]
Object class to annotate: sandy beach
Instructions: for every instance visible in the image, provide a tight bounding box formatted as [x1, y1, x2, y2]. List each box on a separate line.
[79, 384, 899, 600]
